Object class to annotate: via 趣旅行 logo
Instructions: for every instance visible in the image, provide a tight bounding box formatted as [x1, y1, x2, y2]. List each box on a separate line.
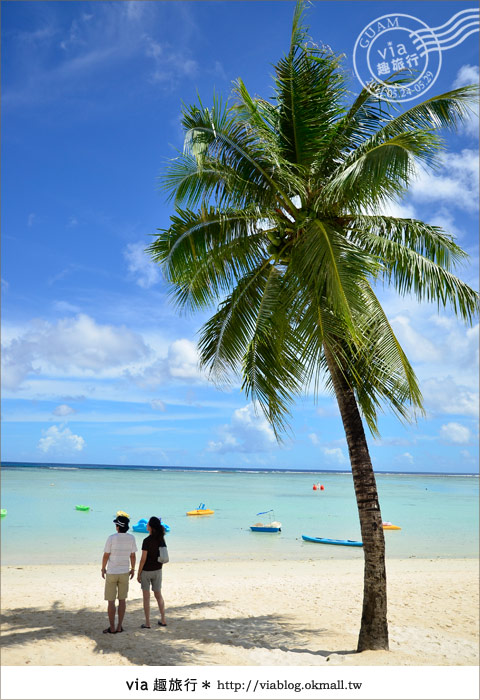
[353, 8, 479, 102]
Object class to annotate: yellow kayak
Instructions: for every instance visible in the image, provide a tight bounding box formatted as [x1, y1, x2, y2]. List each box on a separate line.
[383, 523, 401, 530]
[187, 509, 214, 516]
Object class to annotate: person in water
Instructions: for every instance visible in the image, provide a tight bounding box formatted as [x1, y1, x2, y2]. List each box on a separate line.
[137, 516, 167, 628]
[101, 515, 137, 634]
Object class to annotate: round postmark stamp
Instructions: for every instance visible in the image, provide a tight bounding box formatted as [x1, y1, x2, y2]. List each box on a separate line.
[353, 13, 442, 103]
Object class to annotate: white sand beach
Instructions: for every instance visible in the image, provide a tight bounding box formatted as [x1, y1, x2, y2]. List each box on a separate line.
[1, 558, 478, 667]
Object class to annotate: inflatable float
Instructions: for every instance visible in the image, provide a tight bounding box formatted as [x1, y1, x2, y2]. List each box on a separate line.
[382, 522, 401, 530]
[75, 505, 90, 511]
[132, 518, 171, 533]
[1, 509, 7, 518]
[302, 535, 363, 547]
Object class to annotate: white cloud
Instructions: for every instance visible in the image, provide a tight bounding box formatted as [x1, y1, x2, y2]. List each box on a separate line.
[308, 432, 320, 445]
[321, 447, 347, 465]
[426, 207, 463, 240]
[453, 64, 479, 89]
[112, 426, 162, 436]
[402, 452, 414, 464]
[144, 35, 198, 84]
[168, 339, 200, 379]
[379, 200, 417, 219]
[391, 315, 441, 363]
[38, 425, 85, 453]
[124, 1, 146, 21]
[52, 404, 77, 417]
[53, 300, 82, 314]
[440, 422, 472, 444]
[59, 18, 84, 52]
[4, 3, 200, 109]
[1, 314, 150, 390]
[123, 242, 161, 289]
[452, 65, 479, 139]
[410, 150, 479, 212]
[422, 377, 479, 417]
[388, 310, 479, 418]
[127, 338, 204, 388]
[18, 24, 58, 46]
[207, 404, 276, 454]
[151, 399, 166, 411]
[211, 60, 227, 81]
[388, 311, 479, 409]
[27, 213, 35, 226]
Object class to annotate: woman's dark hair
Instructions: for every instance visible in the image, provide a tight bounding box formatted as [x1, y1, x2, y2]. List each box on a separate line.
[148, 516, 165, 540]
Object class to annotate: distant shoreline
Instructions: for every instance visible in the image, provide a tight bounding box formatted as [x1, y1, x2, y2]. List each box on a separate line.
[1, 460, 478, 476]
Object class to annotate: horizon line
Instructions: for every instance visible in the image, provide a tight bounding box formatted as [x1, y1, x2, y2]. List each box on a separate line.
[1, 460, 478, 476]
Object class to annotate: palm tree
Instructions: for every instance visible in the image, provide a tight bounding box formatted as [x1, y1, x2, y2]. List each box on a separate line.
[148, 2, 479, 651]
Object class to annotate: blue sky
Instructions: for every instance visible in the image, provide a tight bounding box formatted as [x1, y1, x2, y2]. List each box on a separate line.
[1, 1, 478, 472]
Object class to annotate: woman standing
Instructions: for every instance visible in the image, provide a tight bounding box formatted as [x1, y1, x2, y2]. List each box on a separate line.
[137, 516, 167, 628]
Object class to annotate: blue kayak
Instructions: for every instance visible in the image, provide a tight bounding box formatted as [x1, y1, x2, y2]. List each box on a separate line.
[302, 535, 363, 547]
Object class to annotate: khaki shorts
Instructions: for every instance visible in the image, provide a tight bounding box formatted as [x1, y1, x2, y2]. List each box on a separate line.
[140, 569, 163, 592]
[104, 572, 130, 601]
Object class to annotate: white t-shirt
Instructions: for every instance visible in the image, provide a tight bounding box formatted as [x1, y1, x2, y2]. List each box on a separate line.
[104, 532, 137, 574]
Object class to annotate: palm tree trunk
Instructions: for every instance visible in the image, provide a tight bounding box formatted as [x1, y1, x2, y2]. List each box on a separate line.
[324, 347, 389, 652]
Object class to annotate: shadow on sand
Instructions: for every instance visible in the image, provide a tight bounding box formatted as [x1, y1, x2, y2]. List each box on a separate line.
[1, 599, 355, 665]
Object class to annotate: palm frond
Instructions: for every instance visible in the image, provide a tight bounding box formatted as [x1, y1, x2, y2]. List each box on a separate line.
[274, 44, 346, 168]
[374, 85, 479, 140]
[345, 216, 479, 323]
[148, 206, 268, 310]
[321, 129, 442, 211]
[289, 216, 379, 329]
[347, 282, 424, 433]
[290, 0, 310, 53]
[199, 265, 307, 437]
[180, 98, 298, 214]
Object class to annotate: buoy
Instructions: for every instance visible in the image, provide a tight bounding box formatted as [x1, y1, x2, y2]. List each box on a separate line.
[320, 485, 325, 491]
[313, 484, 317, 490]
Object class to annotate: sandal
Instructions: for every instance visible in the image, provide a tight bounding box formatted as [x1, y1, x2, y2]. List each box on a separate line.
[103, 628, 115, 634]
[141, 624, 151, 629]
[158, 621, 167, 627]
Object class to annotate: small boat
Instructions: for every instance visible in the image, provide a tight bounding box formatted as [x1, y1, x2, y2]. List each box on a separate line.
[133, 518, 171, 533]
[250, 509, 281, 532]
[0, 509, 7, 517]
[75, 505, 90, 511]
[187, 503, 214, 516]
[382, 522, 401, 530]
[302, 535, 363, 547]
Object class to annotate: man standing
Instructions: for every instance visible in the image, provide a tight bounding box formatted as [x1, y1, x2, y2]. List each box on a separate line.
[101, 515, 137, 634]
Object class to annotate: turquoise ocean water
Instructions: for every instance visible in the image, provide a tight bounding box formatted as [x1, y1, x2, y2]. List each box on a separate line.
[1, 464, 478, 565]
